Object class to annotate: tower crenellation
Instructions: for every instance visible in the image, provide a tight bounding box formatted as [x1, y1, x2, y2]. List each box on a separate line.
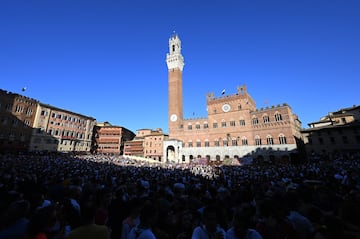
[166, 32, 184, 71]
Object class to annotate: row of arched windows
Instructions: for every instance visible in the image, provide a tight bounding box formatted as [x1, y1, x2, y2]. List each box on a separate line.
[186, 113, 284, 130]
[252, 113, 283, 125]
[184, 134, 287, 147]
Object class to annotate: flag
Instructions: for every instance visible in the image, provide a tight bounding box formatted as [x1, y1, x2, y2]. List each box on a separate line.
[221, 89, 225, 95]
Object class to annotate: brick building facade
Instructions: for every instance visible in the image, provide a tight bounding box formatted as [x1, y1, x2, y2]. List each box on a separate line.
[164, 33, 303, 163]
[143, 129, 168, 161]
[29, 103, 95, 152]
[124, 128, 167, 161]
[93, 122, 135, 155]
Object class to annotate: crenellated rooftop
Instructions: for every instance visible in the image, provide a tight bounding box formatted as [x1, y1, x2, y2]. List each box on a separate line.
[255, 103, 290, 112]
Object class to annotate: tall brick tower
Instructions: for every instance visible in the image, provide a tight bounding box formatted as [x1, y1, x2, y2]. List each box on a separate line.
[166, 32, 184, 136]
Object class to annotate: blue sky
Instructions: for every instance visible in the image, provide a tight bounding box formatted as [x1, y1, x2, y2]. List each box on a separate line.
[1, 0, 359, 133]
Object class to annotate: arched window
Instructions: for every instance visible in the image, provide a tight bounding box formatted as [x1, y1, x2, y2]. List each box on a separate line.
[263, 114, 270, 123]
[266, 135, 274, 145]
[252, 117, 259, 125]
[255, 135, 262, 145]
[188, 141, 193, 147]
[231, 138, 237, 146]
[279, 134, 287, 144]
[213, 121, 218, 128]
[196, 140, 201, 147]
[221, 119, 226, 127]
[241, 137, 248, 145]
[223, 139, 228, 146]
[275, 112, 283, 121]
[203, 122, 209, 129]
[239, 117, 246, 126]
[205, 140, 210, 147]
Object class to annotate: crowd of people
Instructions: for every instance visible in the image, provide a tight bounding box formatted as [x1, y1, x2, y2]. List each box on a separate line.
[0, 152, 359, 239]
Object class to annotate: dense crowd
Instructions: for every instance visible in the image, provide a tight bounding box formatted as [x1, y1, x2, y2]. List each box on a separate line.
[0, 152, 359, 239]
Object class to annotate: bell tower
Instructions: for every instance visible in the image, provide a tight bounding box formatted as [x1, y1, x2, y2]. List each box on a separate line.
[166, 32, 184, 135]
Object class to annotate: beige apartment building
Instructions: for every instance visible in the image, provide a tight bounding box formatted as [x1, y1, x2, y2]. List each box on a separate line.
[164, 33, 303, 163]
[29, 103, 96, 152]
[143, 129, 168, 161]
[0, 89, 96, 153]
[301, 105, 360, 158]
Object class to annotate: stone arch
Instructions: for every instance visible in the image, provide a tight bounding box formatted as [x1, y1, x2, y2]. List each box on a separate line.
[166, 145, 175, 163]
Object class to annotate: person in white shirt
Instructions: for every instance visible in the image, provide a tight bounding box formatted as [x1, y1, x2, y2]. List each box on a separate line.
[121, 199, 142, 239]
[128, 201, 158, 239]
[285, 191, 314, 239]
[192, 205, 227, 239]
[226, 203, 263, 239]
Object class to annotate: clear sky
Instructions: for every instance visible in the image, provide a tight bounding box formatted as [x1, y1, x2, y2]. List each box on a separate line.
[1, 0, 359, 133]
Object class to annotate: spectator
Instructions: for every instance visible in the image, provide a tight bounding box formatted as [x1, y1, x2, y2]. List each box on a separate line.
[174, 209, 198, 239]
[121, 198, 142, 239]
[255, 196, 298, 239]
[67, 201, 110, 239]
[0, 199, 30, 239]
[128, 201, 159, 239]
[226, 203, 263, 239]
[285, 191, 314, 239]
[191, 204, 227, 239]
[25, 204, 62, 239]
